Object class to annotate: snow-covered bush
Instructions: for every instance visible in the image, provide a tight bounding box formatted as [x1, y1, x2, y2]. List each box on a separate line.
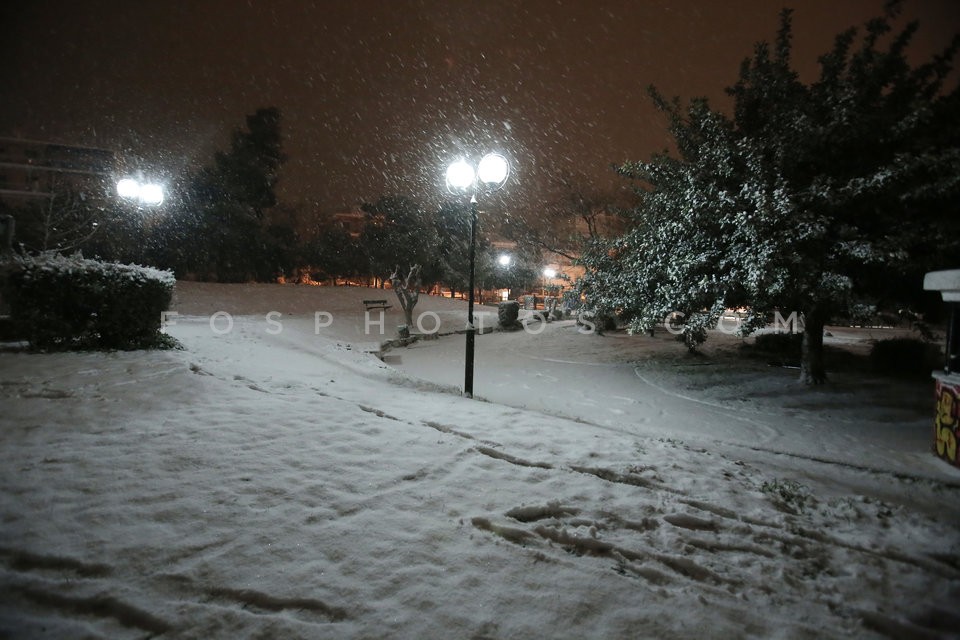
[3, 253, 175, 350]
[760, 478, 814, 515]
[497, 300, 520, 329]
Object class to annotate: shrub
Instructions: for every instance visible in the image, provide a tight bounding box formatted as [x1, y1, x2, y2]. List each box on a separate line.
[869, 337, 942, 378]
[760, 478, 813, 515]
[577, 309, 617, 333]
[497, 300, 520, 328]
[751, 332, 803, 360]
[3, 252, 175, 350]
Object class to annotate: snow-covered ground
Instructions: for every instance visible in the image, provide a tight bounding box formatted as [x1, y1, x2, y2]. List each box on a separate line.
[1, 282, 958, 639]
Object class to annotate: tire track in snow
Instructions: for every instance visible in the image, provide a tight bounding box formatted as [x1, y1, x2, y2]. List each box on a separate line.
[0, 547, 354, 635]
[206, 586, 350, 622]
[0, 549, 172, 635]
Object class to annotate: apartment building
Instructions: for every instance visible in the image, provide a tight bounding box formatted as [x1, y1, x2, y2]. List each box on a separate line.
[0, 137, 116, 205]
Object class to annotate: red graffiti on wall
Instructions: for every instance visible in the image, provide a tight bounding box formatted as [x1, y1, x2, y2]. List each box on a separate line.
[935, 380, 959, 466]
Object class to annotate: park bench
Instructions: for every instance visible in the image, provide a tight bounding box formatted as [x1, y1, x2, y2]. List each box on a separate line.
[363, 299, 392, 311]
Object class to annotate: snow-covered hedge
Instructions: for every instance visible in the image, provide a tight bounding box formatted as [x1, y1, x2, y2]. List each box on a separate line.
[3, 253, 175, 350]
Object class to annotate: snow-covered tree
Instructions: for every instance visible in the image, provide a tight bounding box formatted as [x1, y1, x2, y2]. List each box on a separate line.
[359, 195, 439, 287]
[579, 4, 960, 383]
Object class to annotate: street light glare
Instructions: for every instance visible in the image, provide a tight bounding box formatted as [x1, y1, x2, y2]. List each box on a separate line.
[117, 177, 164, 205]
[139, 183, 164, 205]
[477, 153, 509, 186]
[498, 254, 512, 267]
[117, 178, 140, 199]
[446, 160, 475, 191]
[543, 267, 557, 278]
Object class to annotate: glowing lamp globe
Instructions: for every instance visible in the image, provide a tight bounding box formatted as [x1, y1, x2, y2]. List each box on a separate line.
[477, 153, 509, 187]
[117, 178, 140, 199]
[446, 160, 475, 192]
[139, 183, 165, 206]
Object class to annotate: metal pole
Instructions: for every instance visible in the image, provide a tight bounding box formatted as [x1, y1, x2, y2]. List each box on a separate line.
[947, 304, 959, 374]
[465, 196, 478, 398]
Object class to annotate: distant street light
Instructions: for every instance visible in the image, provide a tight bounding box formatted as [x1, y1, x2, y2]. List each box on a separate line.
[497, 254, 513, 268]
[117, 176, 164, 206]
[445, 152, 511, 399]
[542, 267, 558, 299]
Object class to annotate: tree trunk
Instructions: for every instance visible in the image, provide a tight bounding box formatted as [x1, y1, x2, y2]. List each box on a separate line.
[799, 306, 827, 384]
[390, 264, 421, 330]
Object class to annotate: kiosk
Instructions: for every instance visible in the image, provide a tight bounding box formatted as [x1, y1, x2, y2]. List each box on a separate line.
[924, 269, 960, 468]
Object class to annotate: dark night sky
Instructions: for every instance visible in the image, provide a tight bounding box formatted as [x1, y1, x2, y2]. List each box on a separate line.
[2, 0, 958, 215]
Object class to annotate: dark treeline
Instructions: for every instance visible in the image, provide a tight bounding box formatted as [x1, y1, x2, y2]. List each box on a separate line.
[2, 107, 544, 296]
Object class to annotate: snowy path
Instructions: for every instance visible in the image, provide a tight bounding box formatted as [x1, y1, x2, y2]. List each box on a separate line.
[392, 319, 948, 485]
[1, 305, 958, 639]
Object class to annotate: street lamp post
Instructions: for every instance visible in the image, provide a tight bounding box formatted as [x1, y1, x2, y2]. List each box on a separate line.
[445, 153, 510, 399]
[117, 175, 165, 263]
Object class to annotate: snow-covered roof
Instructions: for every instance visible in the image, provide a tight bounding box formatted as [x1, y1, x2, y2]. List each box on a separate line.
[923, 268, 960, 302]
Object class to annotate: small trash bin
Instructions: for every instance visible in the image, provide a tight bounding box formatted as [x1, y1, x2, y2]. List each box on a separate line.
[923, 269, 960, 468]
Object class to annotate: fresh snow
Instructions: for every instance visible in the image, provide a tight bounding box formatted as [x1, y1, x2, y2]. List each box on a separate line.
[1, 282, 958, 639]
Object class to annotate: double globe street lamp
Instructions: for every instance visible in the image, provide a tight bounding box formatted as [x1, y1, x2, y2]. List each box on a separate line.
[116, 176, 165, 206]
[445, 153, 511, 398]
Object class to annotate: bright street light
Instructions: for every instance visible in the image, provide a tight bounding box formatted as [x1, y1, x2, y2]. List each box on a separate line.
[445, 152, 512, 399]
[543, 267, 557, 278]
[116, 178, 141, 199]
[117, 176, 164, 206]
[498, 254, 513, 267]
[138, 183, 164, 205]
[477, 153, 509, 186]
[445, 161, 475, 191]
[446, 153, 511, 196]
